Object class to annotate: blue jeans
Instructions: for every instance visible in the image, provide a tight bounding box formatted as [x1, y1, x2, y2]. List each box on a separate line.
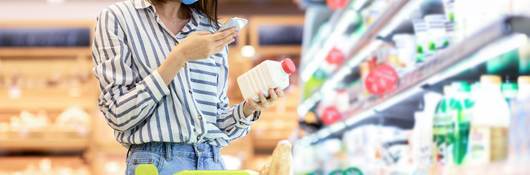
[125, 142, 225, 175]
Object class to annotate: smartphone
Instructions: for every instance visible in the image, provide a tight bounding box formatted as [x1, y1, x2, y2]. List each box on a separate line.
[219, 17, 248, 32]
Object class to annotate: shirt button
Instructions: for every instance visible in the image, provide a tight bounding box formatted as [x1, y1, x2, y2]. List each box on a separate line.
[198, 115, 203, 120]
[188, 89, 193, 94]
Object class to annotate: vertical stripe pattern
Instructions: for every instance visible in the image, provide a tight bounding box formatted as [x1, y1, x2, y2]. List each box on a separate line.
[91, 0, 260, 147]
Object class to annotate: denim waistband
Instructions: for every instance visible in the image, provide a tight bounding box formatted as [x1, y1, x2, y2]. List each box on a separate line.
[128, 142, 221, 164]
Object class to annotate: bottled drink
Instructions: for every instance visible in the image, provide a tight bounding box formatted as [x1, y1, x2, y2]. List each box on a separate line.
[509, 76, 530, 162]
[237, 59, 296, 101]
[449, 81, 473, 165]
[468, 75, 510, 164]
[433, 85, 454, 165]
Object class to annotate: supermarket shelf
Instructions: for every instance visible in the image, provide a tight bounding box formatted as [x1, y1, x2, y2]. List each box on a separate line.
[0, 96, 97, 111]
[0, 136, 88, 151]
[298, 0, 411, 116]
[297, 16, 530, 145]
[0, 156, 87, 172]
[301, 0, 410, 81]
[0, 47, 91, 57]
[445, 161, 530, 175]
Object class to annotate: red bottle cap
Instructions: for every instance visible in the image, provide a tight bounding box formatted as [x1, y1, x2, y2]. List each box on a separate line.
[281, 58, 296, 75]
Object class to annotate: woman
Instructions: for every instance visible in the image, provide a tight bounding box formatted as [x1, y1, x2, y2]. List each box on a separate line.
[91, 0, 284, 174]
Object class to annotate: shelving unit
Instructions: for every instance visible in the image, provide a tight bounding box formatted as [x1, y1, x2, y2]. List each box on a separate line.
[0, 137, 88, 152]
[297, 16, 530, 145]
[0, 97, 96, 112]
[0, 48, 91, 57]
[0, 20, 98, 174]
[0, 156, 88, 173]
[298, 0, 413, 116]
[292, 0, 530, 174]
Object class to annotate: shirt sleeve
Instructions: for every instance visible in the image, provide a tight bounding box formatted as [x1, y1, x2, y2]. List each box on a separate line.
[215, 47, 260, 141]
[92, 9, 170, 132]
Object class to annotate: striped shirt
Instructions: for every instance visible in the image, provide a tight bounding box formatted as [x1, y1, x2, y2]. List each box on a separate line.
[91, 0, 259, 147]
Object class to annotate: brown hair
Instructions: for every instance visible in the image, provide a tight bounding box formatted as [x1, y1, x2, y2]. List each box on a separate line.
[149, 0, 219, 28]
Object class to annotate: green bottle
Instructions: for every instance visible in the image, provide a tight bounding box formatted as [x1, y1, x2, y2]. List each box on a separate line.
[303, 69, 329, 99]
[450, 82, 473, 165]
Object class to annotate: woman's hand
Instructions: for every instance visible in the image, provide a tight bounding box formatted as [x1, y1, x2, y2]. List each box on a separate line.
[243, 88, 286, 117]
[158, 28, 237, 87]
[171, 28, 237, 61]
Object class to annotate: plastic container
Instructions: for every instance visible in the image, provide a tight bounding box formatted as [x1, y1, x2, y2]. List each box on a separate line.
[449, 81, 473, 165]
[425, 14, 449, 51]
[509, 76, 530, 162]
[432, 85, 455, 165]
[412, 19, 429, 62]
[468, 75, 510, 164]
[392, 34, 417, 71]
[237, 58, 296, 101]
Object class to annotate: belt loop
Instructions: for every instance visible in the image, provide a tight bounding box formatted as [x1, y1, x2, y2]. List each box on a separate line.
[165, 143, 172, 160]
[193, 144, 200, 169]
[213, 145, 219, 163]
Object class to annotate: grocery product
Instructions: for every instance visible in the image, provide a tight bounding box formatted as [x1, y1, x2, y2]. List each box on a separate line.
[502, 82, 518, 104]
[392, 34, 417, 71]
[449, 82, 473, 165]
[303, 69, 329, 99]
[412, 19, 428, 63]
[411, 92, 441, 173]
[432, 85, 455, 166]
[468, 75, 510, 164]
[425, 14, 450, 52]
[266, 140, 293, 175]
[56, 106, 90, 135]
[509, 76, 530, 162]
[237, 59, 296, 101]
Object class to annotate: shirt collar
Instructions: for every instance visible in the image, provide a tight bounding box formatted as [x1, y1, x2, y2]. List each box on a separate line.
[133, 0, 152, 9]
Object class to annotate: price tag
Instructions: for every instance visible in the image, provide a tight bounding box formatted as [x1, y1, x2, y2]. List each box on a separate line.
[326, 0, 349, 10]
[321, 106, 342, 125]
[364, 64, 399, 96]
[325, 47, 345, 65]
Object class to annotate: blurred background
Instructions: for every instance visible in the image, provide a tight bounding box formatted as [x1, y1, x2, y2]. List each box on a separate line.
[2, 0, 530, 175]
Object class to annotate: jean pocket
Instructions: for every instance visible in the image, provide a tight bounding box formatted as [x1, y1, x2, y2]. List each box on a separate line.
[126, 151, 164, 175]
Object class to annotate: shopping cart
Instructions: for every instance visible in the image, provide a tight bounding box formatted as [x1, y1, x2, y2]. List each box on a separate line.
[134, 164, 258, 175]
[134, 140, 292, 175]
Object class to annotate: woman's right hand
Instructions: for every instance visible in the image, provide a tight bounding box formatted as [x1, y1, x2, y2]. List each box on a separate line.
[173, 28, 237, 61]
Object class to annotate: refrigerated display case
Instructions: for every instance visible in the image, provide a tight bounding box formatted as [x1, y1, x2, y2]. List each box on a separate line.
[294, 0, 530, 174]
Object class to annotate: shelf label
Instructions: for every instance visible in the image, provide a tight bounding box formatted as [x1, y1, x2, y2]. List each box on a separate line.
[326, 47, 346, 65]
[327, 0, 349, 10]
[364, 64, 399, 96]
[321, 106, 342, 125]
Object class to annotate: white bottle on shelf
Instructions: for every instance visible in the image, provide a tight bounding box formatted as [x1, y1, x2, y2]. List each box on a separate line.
[469, 75, 511, 164]
[237, 58, 296, 101]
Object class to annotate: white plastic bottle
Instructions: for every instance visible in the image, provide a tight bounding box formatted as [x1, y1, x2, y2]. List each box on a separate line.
[468, 75, 511, 164]
[237, 58, 296, 101]
[509, 76, 530, 163]
[412, 92, 442, 174]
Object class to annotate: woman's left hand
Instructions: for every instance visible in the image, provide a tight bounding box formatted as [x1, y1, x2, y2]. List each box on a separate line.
[243, 88, 285, 116]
